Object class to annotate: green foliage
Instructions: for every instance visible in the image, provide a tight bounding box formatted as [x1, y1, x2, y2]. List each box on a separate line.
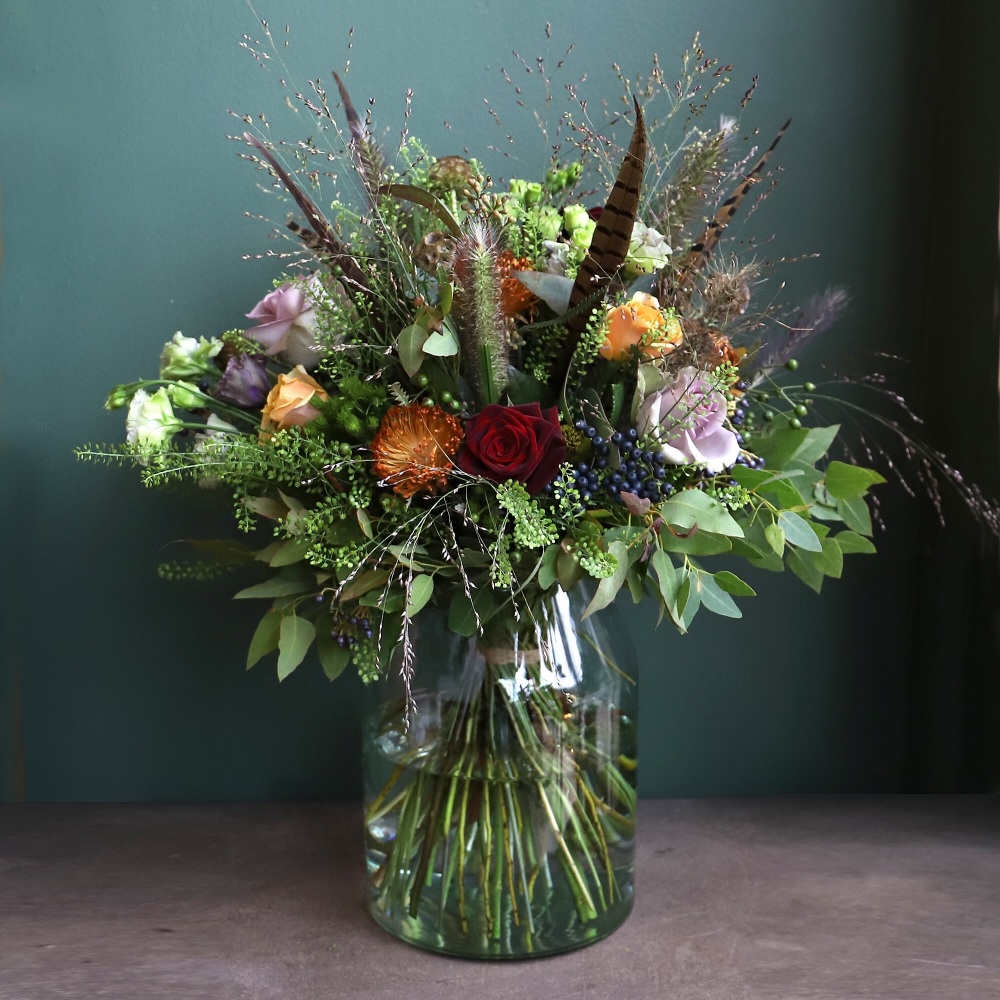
[496, 480, 559, 549]
[79, 37, 933, 695]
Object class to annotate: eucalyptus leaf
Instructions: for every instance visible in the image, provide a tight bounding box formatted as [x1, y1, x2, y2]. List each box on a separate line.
[513, 270, 573, 313]
[582, 541, 629, 619]
[698, 573, 742, 618]
[316, 629, 351, 681]
[234, 578, 313, 600]
[246, 609, 282, 669]
[825, 461, 887, 499]
[378, 183, 462, 236]
[388, 542, 430, 570]
[834, 530, 877, 555]
[659, 490, 744, 537]
[746, 425, 809, 468]
[537, 544, 560, 590]
[730, 465, 806, 509]
[339, 569, 390, 602]
[268, 537, 313, 567]
[422, 326, 460, 357]
[678, 570, 701, 631]
[789, 424, 841, 465]
[438, 279, 454, 316]
[398, 324, 429, 377]
[625, 566, 646, 604]
[243, 496, 287, 521]
[764, 521, 786, 556]
[557, 544, 584, 591]
[787, 549, 824, 593]
[447, 588, 497, 636]
[776, 511, 823, 552]
[729, 535, 769, 561]
[713, 571, 757, 597]
[658, 530, 733, 556]
[837, 495, 873, 535]
[816, 536, 844, 578]
[405, 574, 435, 617]
[277, 490, 308, 515]
[277, 614, 315, 681]
[507, 367, 553, 406]
[357, 508, 373, 539]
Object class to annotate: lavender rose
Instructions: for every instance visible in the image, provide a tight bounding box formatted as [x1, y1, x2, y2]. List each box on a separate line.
[636, 367, 740, 473]
[245, 275, 324, 369]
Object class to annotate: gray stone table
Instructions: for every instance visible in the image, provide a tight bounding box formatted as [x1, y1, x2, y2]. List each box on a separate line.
[1, 798, 997, 1000]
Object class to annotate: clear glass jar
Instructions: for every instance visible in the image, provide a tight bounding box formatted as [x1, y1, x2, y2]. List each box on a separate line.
[362, 585, 638, 958]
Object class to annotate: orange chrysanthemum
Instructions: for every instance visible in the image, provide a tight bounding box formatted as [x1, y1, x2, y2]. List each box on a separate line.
[497, 250, 537, 317]
[370, 404, 464, 499]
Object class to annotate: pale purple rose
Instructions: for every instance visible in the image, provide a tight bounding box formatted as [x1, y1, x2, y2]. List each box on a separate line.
[213, 353, 271, 408]
[636, 366, 741, 473]
[246, 278, 321, 369]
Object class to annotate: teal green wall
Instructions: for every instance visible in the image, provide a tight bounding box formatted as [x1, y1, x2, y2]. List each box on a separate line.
[2, 1, 997, 801]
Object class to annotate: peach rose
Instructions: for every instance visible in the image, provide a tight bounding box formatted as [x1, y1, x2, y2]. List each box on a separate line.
[260, 365, 329, 433]
[599, 292, 683, 361]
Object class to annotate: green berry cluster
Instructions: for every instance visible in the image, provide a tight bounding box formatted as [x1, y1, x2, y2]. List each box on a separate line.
[571, 535, 619, 580]
[496, 480, 559, 549]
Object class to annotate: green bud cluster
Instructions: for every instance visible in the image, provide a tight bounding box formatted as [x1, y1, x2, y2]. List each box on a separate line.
[496, 480, 559, 549]
[157, 560, 229, 582]
[353, 638, 381, 683]
[307, 540, 365, 573]
[712, 483, 752, 510]
[489, 535, 514, 589]
[572, 535, 619, 580]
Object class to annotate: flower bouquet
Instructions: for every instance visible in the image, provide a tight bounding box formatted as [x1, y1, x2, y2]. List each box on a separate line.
[77, 36, 996, 958]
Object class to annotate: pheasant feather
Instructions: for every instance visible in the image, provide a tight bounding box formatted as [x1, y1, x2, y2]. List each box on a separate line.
[332, 72, 386, 205]
[550, 98, 647, 386]
[243, 132, 374, 305]
[663, 118, 791, 310]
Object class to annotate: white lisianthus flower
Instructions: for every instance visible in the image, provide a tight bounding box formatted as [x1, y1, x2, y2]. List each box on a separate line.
[159, 332, 223, 379]
[624, 221, 672, 277]
[636, 367, 740, 473]
[125, 387, 183, 456]
[194, 412, 238, 442]
[542, 240, 571, 276]
[193, 413, 239, 488]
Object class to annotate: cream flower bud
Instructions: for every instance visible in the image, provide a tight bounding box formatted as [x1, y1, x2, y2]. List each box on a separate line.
[160, 332, 223, 379]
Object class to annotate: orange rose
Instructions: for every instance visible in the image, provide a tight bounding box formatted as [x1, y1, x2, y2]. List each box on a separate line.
[599, 292, 683, 361]
[260, 365, 329, 433]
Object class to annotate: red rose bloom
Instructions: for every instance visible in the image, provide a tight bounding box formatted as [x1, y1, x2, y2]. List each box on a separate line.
[458, 402, 567, 494]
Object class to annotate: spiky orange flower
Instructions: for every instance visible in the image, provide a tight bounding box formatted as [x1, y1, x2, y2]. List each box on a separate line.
[497, 250, 537, 317]
[370, 404, 464, 499]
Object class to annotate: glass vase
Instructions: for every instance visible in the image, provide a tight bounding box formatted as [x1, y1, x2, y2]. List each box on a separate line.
[362, 585, 638, 959]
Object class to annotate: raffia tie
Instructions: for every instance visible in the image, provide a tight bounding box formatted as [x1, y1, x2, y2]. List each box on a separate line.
[480, 646, 542, 666]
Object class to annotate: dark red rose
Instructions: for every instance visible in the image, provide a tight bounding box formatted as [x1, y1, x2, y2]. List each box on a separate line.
[458, 402, 567, 494]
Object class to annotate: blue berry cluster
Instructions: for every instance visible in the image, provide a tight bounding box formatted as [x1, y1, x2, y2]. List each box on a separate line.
[560, 419, 678, 505]
[317, 594, 375, 647]
[729, 382, 753, 432]
[728, 383, 766, 470]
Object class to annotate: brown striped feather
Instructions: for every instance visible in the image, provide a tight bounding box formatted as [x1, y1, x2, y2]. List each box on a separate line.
[551, 99, 647, 385]
[665, 118, 791, 309]
[332, 72, 386, 202]
[243, 132, 373, 300]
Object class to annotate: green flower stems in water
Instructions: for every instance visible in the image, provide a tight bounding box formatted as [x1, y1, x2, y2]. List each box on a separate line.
[366, 654, 636, 953]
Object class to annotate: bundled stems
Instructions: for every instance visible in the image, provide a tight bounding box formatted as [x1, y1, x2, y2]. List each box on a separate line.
[364, 631, 636, 955]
